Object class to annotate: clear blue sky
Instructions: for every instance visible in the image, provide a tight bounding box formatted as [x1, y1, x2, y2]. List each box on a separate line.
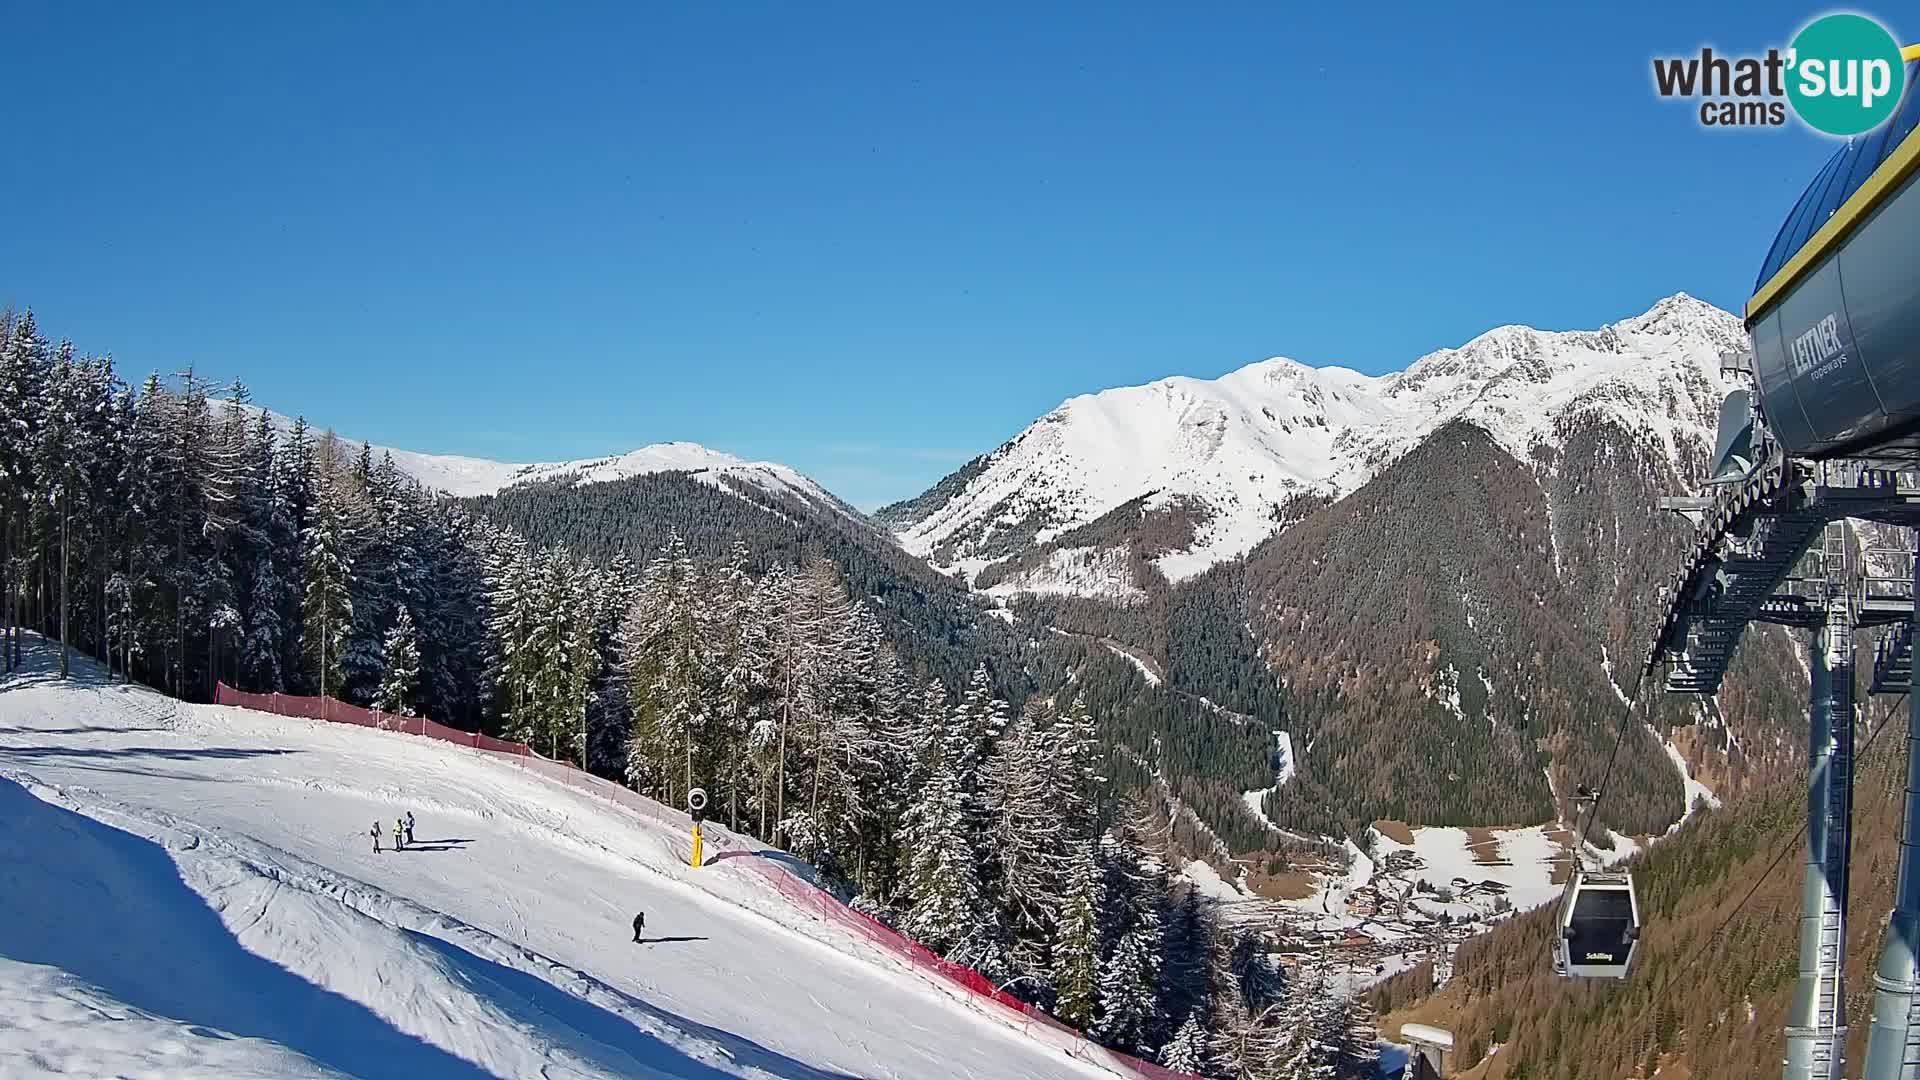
[0, 3, 1864, 508]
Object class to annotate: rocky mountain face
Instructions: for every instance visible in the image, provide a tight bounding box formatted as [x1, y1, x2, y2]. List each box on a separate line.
[885, 294, 1750, 603]
[965, 295, 1810, 842]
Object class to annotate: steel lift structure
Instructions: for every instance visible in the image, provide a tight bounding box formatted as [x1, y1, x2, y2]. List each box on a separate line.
[1644, 43, 1920, 1076]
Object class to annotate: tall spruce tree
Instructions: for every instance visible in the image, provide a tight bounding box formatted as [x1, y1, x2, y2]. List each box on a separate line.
[374, 605, 421, 716]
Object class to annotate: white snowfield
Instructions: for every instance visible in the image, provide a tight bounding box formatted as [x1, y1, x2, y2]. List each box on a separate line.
[895, 293, 1744, 592]
[0, 644, 1117, 1080]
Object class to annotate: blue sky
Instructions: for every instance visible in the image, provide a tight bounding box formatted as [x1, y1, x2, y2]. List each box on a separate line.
[0, 3, 1865, 508]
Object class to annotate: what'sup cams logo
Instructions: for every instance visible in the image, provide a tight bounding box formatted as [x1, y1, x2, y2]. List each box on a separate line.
[1654, 12, 1919, 135]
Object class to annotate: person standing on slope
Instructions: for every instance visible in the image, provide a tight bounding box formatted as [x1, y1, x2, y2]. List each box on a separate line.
[393, 818, 405, 851]
[632, 911, 646, 943]
[371, 821, 382, 854]
[404, 811, 415, 846]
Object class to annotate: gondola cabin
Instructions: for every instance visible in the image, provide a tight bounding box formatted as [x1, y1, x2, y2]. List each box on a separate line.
[1553, 869, 1641, 980]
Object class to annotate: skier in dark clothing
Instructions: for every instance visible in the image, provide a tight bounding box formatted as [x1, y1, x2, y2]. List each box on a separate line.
[632, 912, 646, 943]
[404, 811, 415, 846]
[372, 822, 382, 854]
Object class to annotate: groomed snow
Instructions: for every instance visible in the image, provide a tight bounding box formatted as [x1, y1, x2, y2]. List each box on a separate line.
[0, 643, 1115, 1080]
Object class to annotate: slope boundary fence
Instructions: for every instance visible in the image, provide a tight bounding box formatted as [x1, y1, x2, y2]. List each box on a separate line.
[212, 682, 1194, 1080]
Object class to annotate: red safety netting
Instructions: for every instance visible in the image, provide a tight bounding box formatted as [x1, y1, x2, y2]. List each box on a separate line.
[212, 681, 1193, 1080]
[734, 855, 1192, 1079]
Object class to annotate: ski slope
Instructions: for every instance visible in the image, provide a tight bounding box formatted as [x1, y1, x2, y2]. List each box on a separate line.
[0, 642, 1117, 1080]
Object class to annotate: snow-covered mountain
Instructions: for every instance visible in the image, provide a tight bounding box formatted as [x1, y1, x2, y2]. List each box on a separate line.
[887, 294, 1746, 595]
[235, 404, 856, 519]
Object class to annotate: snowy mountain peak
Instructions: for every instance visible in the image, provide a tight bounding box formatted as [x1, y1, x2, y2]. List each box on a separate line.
[892, 294, 1742, 596]
[234, 404, 852, 518]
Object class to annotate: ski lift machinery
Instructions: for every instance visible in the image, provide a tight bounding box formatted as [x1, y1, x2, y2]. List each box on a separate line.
[1551, 787, 1642, 980]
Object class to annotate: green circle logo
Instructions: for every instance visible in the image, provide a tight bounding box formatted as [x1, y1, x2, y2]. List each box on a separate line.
[1787, 14, 1907, 136]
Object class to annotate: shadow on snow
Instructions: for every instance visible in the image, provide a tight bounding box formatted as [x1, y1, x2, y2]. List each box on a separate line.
[0, 776, 490, 1079]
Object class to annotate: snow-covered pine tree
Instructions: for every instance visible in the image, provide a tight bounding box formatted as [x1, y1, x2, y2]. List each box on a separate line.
[238, 408, 295, 690]
[418, 504, 492, 729]
[0, 311, 50, 671]
[373, 604, 421, 716]
[1093, 809, 1165, 1055]
[949, 663, 1002, 855]
[900, 677, 995, 971]
[985, 697, 1073, 985]
[1161, 1011, 1211, 1074]
[1052, 839, 1103, 1030]
[768, 556, 850, 842]
[1320, 983, 1382, 1076]
[76, 356, 126, 676]
[1157, 884, 1216, 1051]
[486, 533, 538, 741]
[274, 417, 316, 690]
[1054, 693, 1103, 839]
[583, 549, 637, 778]
[618, 530, 707, 803]
[338, 448, 398, 703]
[711, 539, 765, 831]
[300, 459, 355, 703]
[33, 343, 86, 678]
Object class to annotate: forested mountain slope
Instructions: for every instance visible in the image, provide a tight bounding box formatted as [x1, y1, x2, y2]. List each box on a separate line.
[1373, 688, 1912, 1078]
[1238, 418, 1806, 840]
[463, 471, 1054, 703]
[1024, 412, 1807, 842]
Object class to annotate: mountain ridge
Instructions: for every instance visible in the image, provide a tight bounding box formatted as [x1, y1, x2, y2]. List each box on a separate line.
[885, 292, 1746, 599]
[227, 402, 859, 520]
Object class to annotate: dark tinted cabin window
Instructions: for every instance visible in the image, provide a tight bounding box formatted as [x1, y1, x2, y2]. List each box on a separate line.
[1569, 888, 1634, 965]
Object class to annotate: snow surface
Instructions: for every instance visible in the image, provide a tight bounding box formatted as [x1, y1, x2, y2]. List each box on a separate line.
[1103, 643, 1162, 687]
[1659, 728, 1721, 830]
[1238, 731, 1293, 833]
[0, 644, 1114, 1080]
[1368, 824, 1563, 915]
[1240, 789, 1276, 831]
[1181, 860, 1246, 902]
[895, 294, 1742, 593]
[1272, 730, 1296, 786]
[982, 546, 1148, 605]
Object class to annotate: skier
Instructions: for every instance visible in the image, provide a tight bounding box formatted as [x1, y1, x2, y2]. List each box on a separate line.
[632, 911, 646, 943]
[404, 811, 415, 846]
[393, 818, 405, 851]
[371, 821, 382, 854]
